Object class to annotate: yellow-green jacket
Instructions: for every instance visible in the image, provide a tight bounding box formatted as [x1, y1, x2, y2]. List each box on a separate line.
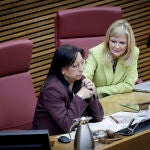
[83, 42, 139, 98]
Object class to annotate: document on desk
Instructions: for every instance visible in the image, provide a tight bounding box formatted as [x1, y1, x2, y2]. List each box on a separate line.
[89, 116, 124, 132]
[57, 108, 150, 140]
[89, 110, 149, 133]
[133, 81, 150, 92]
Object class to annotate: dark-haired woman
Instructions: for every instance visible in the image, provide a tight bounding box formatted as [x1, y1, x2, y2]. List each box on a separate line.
[32, 45, 104, 135]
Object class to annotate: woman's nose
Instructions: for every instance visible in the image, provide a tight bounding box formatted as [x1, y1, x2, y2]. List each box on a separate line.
[114, 42, 120, 48]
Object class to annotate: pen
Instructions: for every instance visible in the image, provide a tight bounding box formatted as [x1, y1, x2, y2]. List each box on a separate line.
[109, 115, 119, 124]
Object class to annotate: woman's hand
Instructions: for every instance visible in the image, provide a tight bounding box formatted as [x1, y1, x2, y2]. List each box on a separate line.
[76, 78, 96, 99]
[82, 78, 96, 95]
[76, 86, 93, 99]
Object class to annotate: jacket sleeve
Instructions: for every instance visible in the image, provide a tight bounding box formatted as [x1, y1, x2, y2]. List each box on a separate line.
[85, 95, 104, 122]
[42, 84, 89, 133]
[83, 48, 98, 81]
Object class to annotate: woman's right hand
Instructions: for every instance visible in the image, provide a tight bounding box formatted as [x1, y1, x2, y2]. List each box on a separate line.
[76, 86, 93, 99]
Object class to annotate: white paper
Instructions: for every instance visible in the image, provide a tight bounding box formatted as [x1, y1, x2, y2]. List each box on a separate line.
[89, 111, 148, 133]
[89, 117, 123, 132]
[134, 81, 150, 92]
[57, 108, 150, 140]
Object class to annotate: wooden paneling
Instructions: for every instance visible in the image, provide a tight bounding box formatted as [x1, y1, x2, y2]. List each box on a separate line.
[0, 0, 149, 97]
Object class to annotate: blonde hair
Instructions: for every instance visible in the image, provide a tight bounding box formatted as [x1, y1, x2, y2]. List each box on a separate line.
[103, 19, 136, 66]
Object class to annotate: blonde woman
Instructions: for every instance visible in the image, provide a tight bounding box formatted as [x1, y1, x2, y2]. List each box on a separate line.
[83, 19, 139, 98]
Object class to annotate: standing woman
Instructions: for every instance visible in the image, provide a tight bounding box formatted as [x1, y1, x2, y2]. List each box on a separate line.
[32, 45, 104, 135]
[83, 19, 139, 98]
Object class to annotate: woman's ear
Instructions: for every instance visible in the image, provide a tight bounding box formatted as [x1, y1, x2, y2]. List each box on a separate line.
[61, 68, 65, 75]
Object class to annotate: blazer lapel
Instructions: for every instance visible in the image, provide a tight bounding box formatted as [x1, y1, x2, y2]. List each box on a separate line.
[113, 59, 125, 83]
[103, 62, 114, 84]
[103, 58, 126, 84]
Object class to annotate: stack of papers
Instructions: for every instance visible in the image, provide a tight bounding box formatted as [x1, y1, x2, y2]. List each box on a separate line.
[89, 109, 150, 133]
[134, 81, 150, 92]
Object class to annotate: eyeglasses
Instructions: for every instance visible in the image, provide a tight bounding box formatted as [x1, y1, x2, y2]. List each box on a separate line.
[71, 60, 85, 70]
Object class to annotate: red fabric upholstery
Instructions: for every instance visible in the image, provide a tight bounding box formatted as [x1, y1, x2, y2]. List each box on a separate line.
[55, 6, 122, 58]
[0, 39, 37, 130]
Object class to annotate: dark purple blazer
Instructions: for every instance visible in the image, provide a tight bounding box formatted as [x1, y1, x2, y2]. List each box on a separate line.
[32, 76, 104, 135]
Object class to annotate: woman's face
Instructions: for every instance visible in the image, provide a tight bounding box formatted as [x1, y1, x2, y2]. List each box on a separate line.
[109, 34, 127, 59]
[63, 52, 84, 84]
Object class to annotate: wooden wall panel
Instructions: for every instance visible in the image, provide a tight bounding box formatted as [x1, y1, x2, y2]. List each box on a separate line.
[0, 0, 149, 96]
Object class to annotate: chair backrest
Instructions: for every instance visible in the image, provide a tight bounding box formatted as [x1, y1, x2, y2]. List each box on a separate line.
[0, 39, 37, 130]
[55, 6, 122, 58]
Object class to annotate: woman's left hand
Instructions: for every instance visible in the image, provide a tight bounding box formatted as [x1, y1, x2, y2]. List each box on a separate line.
[82, 78, 96, 95]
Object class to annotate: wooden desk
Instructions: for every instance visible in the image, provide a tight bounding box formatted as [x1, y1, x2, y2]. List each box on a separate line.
[50, 92, 150, 150]
[100, 91, 150, 116]
[100, 129, 150, 150]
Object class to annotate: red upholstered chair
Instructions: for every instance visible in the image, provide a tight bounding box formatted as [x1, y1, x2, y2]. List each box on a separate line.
[0, 39, 37, 130]
[54, 6, 122, 58]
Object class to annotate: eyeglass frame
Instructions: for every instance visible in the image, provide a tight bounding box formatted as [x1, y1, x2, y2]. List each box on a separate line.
[71, 60, 85, 70]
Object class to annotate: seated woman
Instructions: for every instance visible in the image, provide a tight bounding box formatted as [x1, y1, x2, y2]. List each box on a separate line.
[32, 45, 104, 135]
[83, 19, 139, 98]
